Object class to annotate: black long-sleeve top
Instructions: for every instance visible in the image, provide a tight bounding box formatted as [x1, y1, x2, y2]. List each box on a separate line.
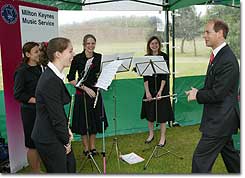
[14, 63, 42, 104]
[67, 51, 101, 88]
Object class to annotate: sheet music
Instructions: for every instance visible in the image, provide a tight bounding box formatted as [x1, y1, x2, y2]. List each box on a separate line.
[133, 56, 169, 76]
[85, 57, 93, 70]
[101, 53, 133, 73]
[117, 52, 133, 72]
[95, 60, 123, 90]
[76, 57, 94, 87]
[120, 152, 144, 164]
[153, 61, 169, 74]
[137, 62, 153, 76]
[101, 54, 118, 70]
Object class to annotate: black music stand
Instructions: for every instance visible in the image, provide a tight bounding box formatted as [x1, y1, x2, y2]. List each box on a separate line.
[98, 53, 133, 170]
[76, 59, 102, 174]
[133, 56, 183, 170]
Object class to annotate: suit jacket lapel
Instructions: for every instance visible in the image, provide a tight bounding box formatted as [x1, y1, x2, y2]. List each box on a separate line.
[204, 45, 229, 86]
[47, 67, 71, 102]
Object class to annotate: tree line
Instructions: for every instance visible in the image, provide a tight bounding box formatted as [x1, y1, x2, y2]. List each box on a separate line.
[60, 5, 240, 59]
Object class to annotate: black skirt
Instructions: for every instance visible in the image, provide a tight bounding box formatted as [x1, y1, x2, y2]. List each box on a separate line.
[21, 104, 36, 148]
[71, 91, 108, 135]
[141, 92, 174, 123]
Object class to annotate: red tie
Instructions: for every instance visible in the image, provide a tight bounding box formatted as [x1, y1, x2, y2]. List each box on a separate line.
[209, 52, 214, 64]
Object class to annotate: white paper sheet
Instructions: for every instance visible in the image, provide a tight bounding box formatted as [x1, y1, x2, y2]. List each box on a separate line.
[76, 57, 93, 87]
[133, 56, 169, 76]
[120, 152, 144, 164]
[95, 60, 123, 90]
[101, 53, 133, 72]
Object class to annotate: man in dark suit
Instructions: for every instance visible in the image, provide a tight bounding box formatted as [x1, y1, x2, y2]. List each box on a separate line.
[185, 19, 240, 173]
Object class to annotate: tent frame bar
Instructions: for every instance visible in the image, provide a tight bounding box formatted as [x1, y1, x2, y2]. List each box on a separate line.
[57, 0, 170, 8]
[57, 0, 240, 9]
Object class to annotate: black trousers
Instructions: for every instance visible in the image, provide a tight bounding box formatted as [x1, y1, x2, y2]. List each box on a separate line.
[192, 134, 240, 173]
[35, 141, 76, 173]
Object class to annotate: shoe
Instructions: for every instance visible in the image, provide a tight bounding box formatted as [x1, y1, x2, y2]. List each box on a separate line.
[157, 140, 166, 147]
[145, 136, 154, 144]
[83, 150, 89, 156]
[172, 122, 180, 127]
[90, 149, 97, 156]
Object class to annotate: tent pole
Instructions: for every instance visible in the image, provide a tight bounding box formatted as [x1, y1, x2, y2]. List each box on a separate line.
[164, 1, 169, 58]
[171, 10, 176, 121]
[164, 0, 172, 126]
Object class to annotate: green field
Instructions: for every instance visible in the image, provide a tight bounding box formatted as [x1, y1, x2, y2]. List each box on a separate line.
[69, 38, 209, 80]
[18, 125, 229, 174]
[0, 38, 211, 89]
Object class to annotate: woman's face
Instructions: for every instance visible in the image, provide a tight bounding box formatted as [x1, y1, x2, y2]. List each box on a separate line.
[60, 42, 74, 68]
[84, 37, 96, 53]
[26, 45, 40, 64]
[149, 39, 160, 53]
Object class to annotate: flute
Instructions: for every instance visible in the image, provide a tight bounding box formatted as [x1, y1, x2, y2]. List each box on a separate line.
[143, 93, 177, 102]
[93, 88, 100, 108]
[68, 94, 75, 125]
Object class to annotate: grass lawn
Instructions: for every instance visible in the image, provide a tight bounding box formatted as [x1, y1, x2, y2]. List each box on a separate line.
[18, 124, 228, 174]
[60, 38, 239, 83]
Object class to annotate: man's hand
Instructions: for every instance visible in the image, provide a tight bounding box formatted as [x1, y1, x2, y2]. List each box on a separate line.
[28, 97, 36, 104]
[64, 143, 71, 154]
[68, 128, 73, 143]
[185, 87, 198, 102]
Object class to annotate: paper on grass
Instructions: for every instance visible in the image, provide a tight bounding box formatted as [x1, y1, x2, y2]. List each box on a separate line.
[120, 152, 144, 164]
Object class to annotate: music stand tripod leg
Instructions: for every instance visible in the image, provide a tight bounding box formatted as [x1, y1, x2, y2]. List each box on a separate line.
[155, 147, 184, 160]
[89, 153, 102, 173]
[100, 93, 107, 174]
[143, 145, 158, 170]
[107, 79, 121, 170]
[107, 138, 121, 169]
[78, 92, 102, 173]
[79, 153, 102, 173]
[115, 138, 121, 169]
[143, 65, 160, 169]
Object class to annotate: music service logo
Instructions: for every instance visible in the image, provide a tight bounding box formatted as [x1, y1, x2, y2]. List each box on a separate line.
[1, 4, 18, 24]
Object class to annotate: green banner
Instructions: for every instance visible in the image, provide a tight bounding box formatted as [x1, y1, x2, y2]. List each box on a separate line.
[0, 76, 240, 150]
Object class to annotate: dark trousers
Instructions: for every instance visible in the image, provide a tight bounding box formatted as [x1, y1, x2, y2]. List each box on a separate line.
[35, 141, 76, 173]
[192, 134, 240, 173]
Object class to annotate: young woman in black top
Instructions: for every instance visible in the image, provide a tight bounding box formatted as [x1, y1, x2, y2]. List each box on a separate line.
[31, 37, 76, 173]
[141, 36, 174, 147]
[14, 42, 41, 173]
[67, 34, 108, 156]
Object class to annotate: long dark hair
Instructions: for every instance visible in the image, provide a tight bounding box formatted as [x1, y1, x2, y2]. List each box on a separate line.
[47, 37, 71, 62]
[39, 42, 49, 66]
[146, 36, 162, 55]
[22, 42, 39, 63]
